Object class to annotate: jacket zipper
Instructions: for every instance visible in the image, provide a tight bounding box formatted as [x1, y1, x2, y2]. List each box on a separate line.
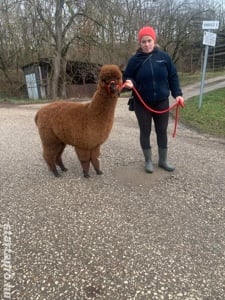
[149, 57, 157, 99]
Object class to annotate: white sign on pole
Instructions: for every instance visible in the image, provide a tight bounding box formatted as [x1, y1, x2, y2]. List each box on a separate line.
[199, 20, 219, 109]
[202, 20, 219, 30]
[203, 31, 217, 47]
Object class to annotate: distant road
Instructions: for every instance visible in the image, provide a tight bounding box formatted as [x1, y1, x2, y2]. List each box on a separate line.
[182, 75, 225, 100]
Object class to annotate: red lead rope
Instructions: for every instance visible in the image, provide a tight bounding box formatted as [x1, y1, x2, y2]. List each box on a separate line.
[131, 86, 184, 138]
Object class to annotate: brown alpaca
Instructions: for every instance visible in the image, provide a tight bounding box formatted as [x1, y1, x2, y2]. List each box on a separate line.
[35, 64, 123, 178]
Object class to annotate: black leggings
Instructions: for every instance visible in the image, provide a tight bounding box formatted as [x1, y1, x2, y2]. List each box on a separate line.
[134, 99, 169, 149]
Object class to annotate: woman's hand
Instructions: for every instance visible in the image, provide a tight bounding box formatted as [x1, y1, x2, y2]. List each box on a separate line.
[176, 96, 184, 108]
[123, 80, 134, 89]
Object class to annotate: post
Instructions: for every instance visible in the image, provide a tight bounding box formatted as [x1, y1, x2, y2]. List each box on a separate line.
[199, 21, 219, 109]
[198, 45, 209, 110]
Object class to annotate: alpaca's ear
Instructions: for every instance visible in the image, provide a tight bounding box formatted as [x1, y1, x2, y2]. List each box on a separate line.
[97, 64, 102, 73]
[118, 64, 124, 71]
[118, 64, 124, 75]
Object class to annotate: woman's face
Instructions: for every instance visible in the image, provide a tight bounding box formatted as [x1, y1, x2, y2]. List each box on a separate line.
[140, 36, 155, 53]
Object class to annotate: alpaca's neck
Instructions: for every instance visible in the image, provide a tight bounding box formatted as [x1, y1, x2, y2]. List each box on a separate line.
[89, 90, 118, 120]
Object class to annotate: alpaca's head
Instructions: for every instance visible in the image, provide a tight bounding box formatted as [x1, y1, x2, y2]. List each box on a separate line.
[98, 65, 123, 95]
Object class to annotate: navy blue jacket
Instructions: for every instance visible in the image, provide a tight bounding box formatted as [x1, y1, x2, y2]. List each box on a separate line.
[123, 48, 183, 104]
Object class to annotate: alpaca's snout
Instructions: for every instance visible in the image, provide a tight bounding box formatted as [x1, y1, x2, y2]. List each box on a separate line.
[108, 80, 122, 94]
[110, 81, 116, 92]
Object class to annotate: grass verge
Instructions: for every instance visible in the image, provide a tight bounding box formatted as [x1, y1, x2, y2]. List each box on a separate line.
[178, 87, 225, 138]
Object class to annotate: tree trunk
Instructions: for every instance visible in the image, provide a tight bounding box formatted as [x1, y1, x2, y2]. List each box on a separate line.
[50, 0, 64, 99]
[51, 52, 61, 99]
[59, 56, 67, 98]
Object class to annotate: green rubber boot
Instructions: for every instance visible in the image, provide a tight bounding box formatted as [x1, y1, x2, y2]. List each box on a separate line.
[158, 148, 175, 172]
[142, 148, 154, 173]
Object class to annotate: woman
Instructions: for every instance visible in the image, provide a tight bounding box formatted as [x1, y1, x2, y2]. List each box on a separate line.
[123, 26, 184, 173]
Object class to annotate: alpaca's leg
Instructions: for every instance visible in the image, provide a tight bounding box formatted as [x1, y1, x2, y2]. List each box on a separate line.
[43, 147, 60, 177]
[38, 128, 62, 177]
[91, 145, 103, 175]
[81, 161, 91, 178]
[74, 147, 91, 178]
[56, 144, 68, 172]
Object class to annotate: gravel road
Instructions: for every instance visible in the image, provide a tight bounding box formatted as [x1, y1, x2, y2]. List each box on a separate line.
[1, 78, 225, 300]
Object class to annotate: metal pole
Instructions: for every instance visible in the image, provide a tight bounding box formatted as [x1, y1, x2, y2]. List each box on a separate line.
[198, 45, 209, 110]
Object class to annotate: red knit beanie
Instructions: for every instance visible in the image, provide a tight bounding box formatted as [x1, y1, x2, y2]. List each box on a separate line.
[138, 26, 156, 42]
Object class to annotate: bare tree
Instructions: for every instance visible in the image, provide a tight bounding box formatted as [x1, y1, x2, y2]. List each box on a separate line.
[0, 0, 224, 98]
[0, 1, 23, 86]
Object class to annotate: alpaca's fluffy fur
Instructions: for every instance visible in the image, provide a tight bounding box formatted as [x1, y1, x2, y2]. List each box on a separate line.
[35, 64, 122, 177]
